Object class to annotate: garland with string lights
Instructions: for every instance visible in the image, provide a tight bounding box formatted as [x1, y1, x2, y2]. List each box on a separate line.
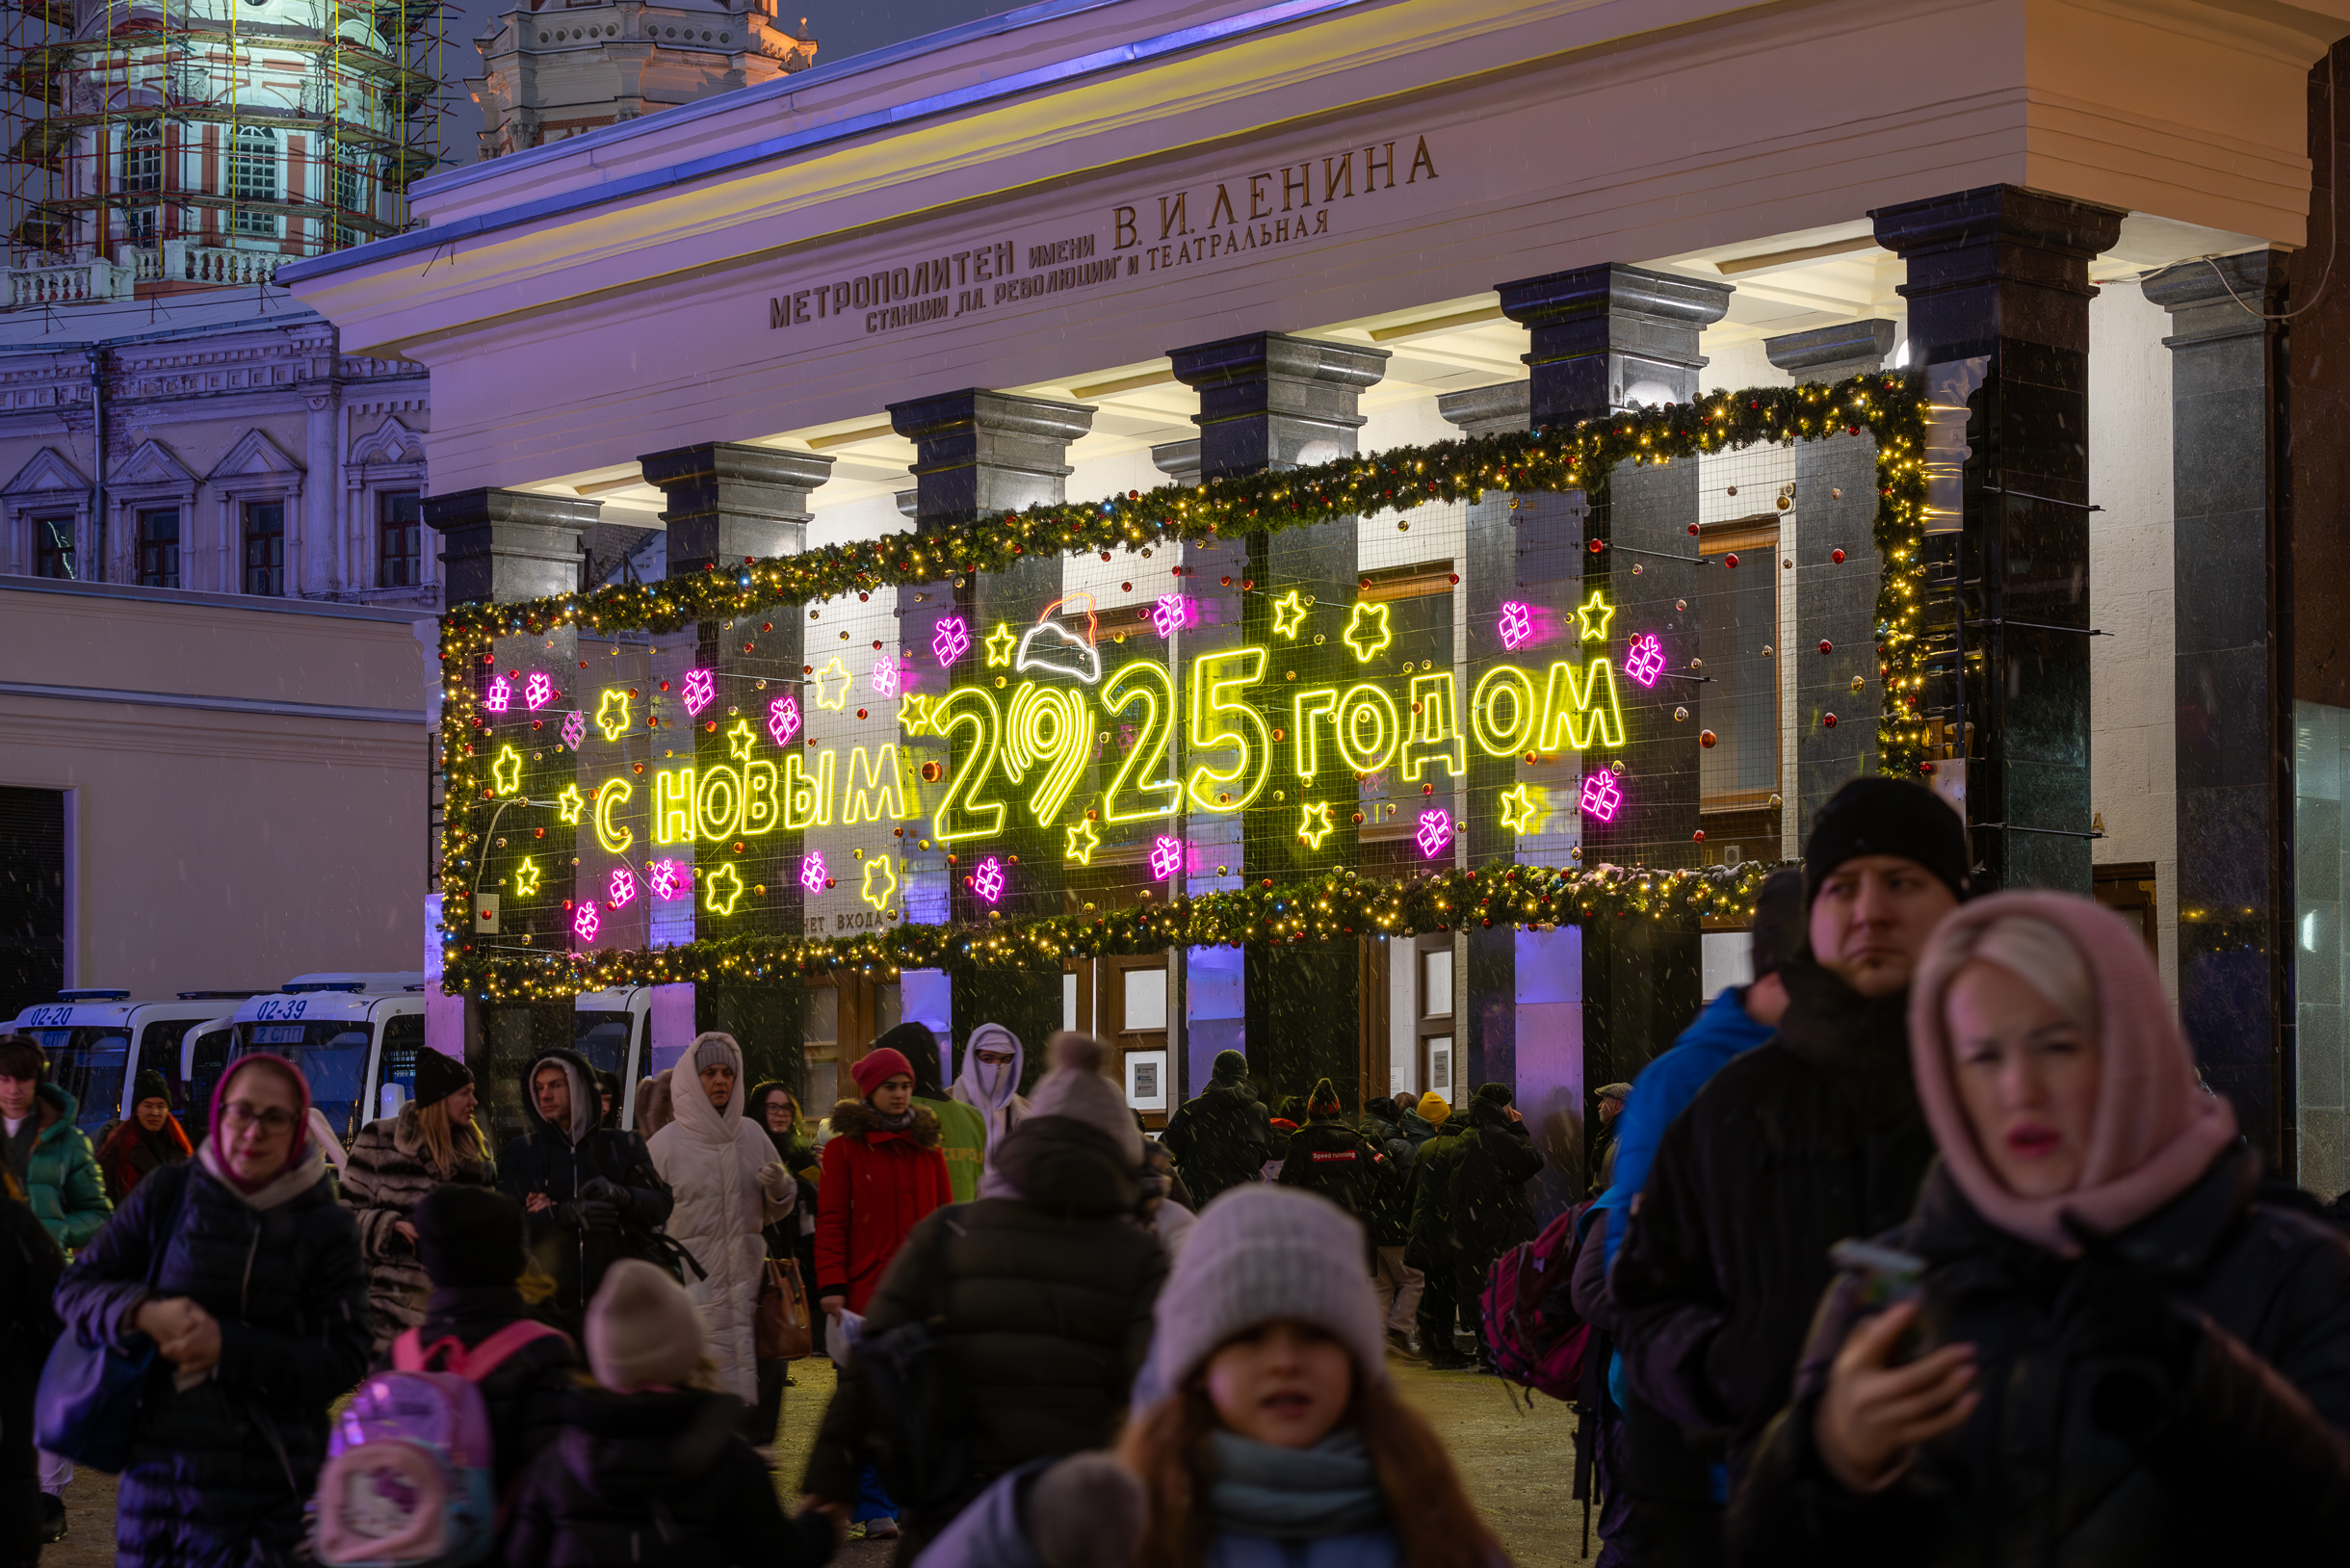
[437, 373, 1926, 997]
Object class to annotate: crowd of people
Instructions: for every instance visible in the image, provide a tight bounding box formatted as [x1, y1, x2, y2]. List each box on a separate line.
[5, 772, 2350, 1568]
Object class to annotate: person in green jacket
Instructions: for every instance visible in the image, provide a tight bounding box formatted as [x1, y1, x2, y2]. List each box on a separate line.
[0, 1036, 109, 1255]
[871, 1022, 988, 1202]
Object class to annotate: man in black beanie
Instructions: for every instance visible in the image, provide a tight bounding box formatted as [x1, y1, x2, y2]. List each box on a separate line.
[1611, 777, 1967, 1527]
[388, 1185, 583, 1490]
[1160, 1049, 1271, 1211]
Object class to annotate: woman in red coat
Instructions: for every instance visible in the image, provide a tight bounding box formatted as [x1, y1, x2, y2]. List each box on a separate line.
[815, 1046, 953, 1318]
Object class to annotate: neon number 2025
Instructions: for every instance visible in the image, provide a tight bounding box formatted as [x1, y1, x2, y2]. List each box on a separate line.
[930, 688, 1009, 843]
[1187, 646, 1271, 813]
[1100, 661, 1180, 823]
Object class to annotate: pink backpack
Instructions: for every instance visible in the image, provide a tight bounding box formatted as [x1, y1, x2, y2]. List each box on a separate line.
[313, 1321, 569, 1568]
[1477, 1202, 1593, 1400]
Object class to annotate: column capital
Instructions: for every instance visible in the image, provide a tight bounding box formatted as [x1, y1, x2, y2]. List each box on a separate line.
[637, 440, 833, 575]
[424, 487, 600, 605]
[1762, 319, 1898, 382]
[2142, 250, 2286, 348]
[1494, 262, 1731, 427]
[1870, 184, 2124, 305]
[1150, 438, 1202, 486]
[1164, 331, 1389, 477]
[1435, 379, 1530, 438]
[886, 388, 1096, 520]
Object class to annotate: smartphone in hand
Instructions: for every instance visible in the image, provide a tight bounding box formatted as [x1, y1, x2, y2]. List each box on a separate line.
[1829, 1238, 1930, 1362]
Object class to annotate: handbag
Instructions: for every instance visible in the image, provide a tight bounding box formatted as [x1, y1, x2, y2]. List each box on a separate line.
[36, 1169, 184, 1473]
[756, 1256, 813, 1361]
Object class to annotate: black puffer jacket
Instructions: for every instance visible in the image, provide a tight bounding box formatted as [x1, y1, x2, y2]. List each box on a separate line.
[803, 1115, 1168, 1529]
[1448, 1097, 1544, 1259]
[497, 1049, 672, 1311]
[1733, 1149, 2350, 1567]
[371, 1284, 583, 1491]
[1277, 1116, 1394, 1255]
[1612, 960, 1934, 1480]
[55, 1150, 371, 1568]
[0, 1189, 63, 1565]
[1160, 1073, 1270, 1210]
[505, 1386, 834, 1568]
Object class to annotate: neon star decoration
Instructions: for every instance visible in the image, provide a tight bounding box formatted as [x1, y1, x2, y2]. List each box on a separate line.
[555, 784, 587, 824]
[1342, 600, 1393, 662]
[1149, 835, 1185, 881]
[1063, 819, 1100, 865]
[983, 623, 1018, 667]
[561, 711, 587, 751]
[861, 854, 898, 912]
[572, 902, 600, 944]
[596, 689, 633, 742]
[1624, 633, 1666, 688]
[1499, 784, 1549, 835]
[1296, 800, 1336, 849]
[1416, 809, 1454, 859]
[607, 867, 637, 908]
[702, 863, 744, 915]
[932, 616, 972, 666]
[799, 851, 828, 897]
[725, 719, 759, 762]
[970, 856, 1007, 904]
[489, 745, 523, 796]
[484, 676, 512, 714]
[1151, 594, 1199, 640]
[1576, 591, 1617, 642]
[1271, 590, 1310, 640]
[871, 656, 902, 699]
[511, 858, 542, 898]
[1580, 771, 1625, 823]
[811, 658, 852, 710]
[1498, 601, 1534, 652]
[524, 672, 556, 711]
[647, 858, 691, 901]
[767, 694, 801, 747]
[681, 668, 717, 716]
[896, 693, 932, 735]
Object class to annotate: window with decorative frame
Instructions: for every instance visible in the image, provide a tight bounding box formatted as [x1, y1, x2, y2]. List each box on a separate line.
[332, 163, 367, 249]
[243, 500, 284, 595]
[32, 515, 74, 579]
[378, 489, 421, 588]
[120, 119, 161, 194]
[230, 126, 278, 236]
[137, 508, 179, 588]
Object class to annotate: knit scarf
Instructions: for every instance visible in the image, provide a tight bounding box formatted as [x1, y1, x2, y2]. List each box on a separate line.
[867, 1105, 917, 1134]
[1207, 1429, 1388, 1539]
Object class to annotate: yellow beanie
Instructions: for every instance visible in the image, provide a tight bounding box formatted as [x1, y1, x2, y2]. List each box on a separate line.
[1417, 1091, 1452, 1126]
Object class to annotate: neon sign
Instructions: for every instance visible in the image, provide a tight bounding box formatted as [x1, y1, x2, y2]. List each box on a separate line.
[799, 850, 828, 897]
[596, 689, 632, 742]
[703, 863, 744, 916]
[725, 719, 758, 761]
[573, 902, 601, 944]
[1498, 601, 1533, 652]
[555, 784, 586, 825]
[767, 694, 801, 747]
[1499, 784, 1548, 836]
[970, 856, 1007, 904]
[1575, 592, 1616, 641]
[1271, 590, 1309, 640]
[484, 676, 512, 714]
[1416, 810, 1453, 859]
[811, 658, 851, 711]
[594, 779, 634, 853]
[860, 854, 898, 912]
[1625, 633, 1666, 688]
[1152, 594, 1198, 640]
[871, 656, 901, 699]
[1064, 819, 1100, 864]
[1342, 601, 1392, 662]
[1580, 771, 1624, 823]
[524, 672, 556, 711]
[1017, 597, 1102, 684]
[561, 712, 586, 751]
[984, 623, 1017, 667]
[608, 867, 637, 908]
[1296, 800, 1336, 849]
[511, 857, 542, 898]
[932, 617, 971, 666]
[648, 858, 691, 901]
[681, 668, 716, 716]
[1149, 835, 1185, 880]
[490, 745, 523, 796]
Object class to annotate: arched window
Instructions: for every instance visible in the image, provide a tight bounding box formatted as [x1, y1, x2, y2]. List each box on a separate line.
[119, 119, 161, 193]
[230, 125, 278, 235]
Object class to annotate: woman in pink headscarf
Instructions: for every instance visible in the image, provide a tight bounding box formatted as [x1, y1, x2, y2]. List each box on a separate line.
[1732, 892, 2350, 1567]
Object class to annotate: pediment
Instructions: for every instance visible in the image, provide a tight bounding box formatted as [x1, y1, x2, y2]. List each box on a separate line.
[1, 446, 90, 498]
[206, 428, 304, 483]
[113, 437, 198, 490]
[349, 413, 425, 467]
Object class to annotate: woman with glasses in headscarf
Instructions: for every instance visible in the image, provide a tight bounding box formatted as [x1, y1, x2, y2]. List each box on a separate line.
[54, 1054, 370, 1568]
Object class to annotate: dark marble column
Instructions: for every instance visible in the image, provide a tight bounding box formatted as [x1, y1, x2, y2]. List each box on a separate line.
[1167, 332, 1389, 1112]
[1873, 185, 2124, 895]
[426, 487, 599, 605]
[640, 442, 833, 576]
[888, 389, 1099, 1053]
[1485, 263, 1729, 1196]
[1764, 321, 1896, 833]
[2145, 250, 2289, 1163]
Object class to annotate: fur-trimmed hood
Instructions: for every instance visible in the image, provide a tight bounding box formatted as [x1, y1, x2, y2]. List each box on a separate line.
[828, 1097, 943, 1147]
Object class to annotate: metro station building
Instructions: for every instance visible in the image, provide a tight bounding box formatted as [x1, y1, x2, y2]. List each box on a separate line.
[285, 0, 2350, 1200]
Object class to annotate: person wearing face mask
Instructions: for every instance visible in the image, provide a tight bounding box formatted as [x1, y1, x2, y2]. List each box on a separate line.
[647, 1033, 796, 1418]
[53, 1055, 371, 1568]
[343, 1048, 496, 1351]
[951, 1024, 1031, 1161]
[1732, 893, 2350, 1566]
[501, 1047, 673, 1313]
[97, 1071, 194, 1204]
[1611, 778, 1968, 1503]
[915, 1186, 1508, 1568]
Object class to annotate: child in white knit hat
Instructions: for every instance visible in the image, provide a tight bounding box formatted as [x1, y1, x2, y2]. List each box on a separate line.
[915, 1186, 1506, 1568]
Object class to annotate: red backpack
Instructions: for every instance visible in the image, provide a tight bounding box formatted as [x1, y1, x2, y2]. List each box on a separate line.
[1477, 1201, 1593, 1400]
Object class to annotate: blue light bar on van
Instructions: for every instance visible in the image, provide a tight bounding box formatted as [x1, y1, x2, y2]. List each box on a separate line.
[56, 989, 131, 1002]
[282, 981, 368, 994]
[178, 991, 264, 1001]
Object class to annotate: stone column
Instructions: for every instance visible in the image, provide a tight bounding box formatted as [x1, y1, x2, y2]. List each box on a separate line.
[1873, 185, 2125, 895]
[887, 388, 1098, 1056]
[637, 443, 835, 1084]
[1167, 332, 1389, 1111]
[2144, 250, 2288, 1163]
[423, 486, 602, 1120]
[1490, 262, 1730, 1198]
[1763, 321, 1897, 838]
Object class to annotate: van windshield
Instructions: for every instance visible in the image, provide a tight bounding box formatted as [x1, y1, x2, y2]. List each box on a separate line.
[237, 1022, 372, 1148]
[573, 1013, 630, 1075]
[26, 1029, 130, 1134]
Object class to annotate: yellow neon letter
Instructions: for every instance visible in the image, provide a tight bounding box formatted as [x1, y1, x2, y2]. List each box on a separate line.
[1401, 672, 1464, 781]
[783, 750, 836, 830]
[697, 765, 744, 840]
[593, 777, 635, 854]
[1472, 666, 1541, 757]
[1186, 645, 1270, 813]
[1003, 683, 1094, 825]
[1540, 659, 1627, 751]
[929, 688, 1007, 843]
[843, 745, 912, 825]
[1292, 688, 1338, 781]
[740, 760, 779, 835]
[654, 768, 696, 844]
[1334, 683, 1399, 776]
[1100, 660, 1181, 822]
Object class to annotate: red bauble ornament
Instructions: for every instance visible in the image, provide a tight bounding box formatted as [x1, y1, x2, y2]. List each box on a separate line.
[1818, 640, 1834, 655]
[1823, 713, 1839, 728]
[1831, 548, 1846, 563]
[1700, 729, 1717, 748]
[1723, 553, 1739, 568]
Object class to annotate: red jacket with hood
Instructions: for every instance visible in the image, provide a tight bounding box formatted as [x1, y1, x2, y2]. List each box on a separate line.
[813, 1098, 952, 1312]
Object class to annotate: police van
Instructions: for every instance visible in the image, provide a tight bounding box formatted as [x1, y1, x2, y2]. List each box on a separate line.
[5, 990, 258, 1137]
[222, 974, 427, 1150]
[572, 986, 655, 1129]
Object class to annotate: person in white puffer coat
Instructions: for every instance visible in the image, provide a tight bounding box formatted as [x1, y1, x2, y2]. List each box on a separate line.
[645, 1032, 793, 1407]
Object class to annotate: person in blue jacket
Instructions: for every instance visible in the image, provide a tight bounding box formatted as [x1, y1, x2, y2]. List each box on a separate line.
[1581, 867, 1805, 1568]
